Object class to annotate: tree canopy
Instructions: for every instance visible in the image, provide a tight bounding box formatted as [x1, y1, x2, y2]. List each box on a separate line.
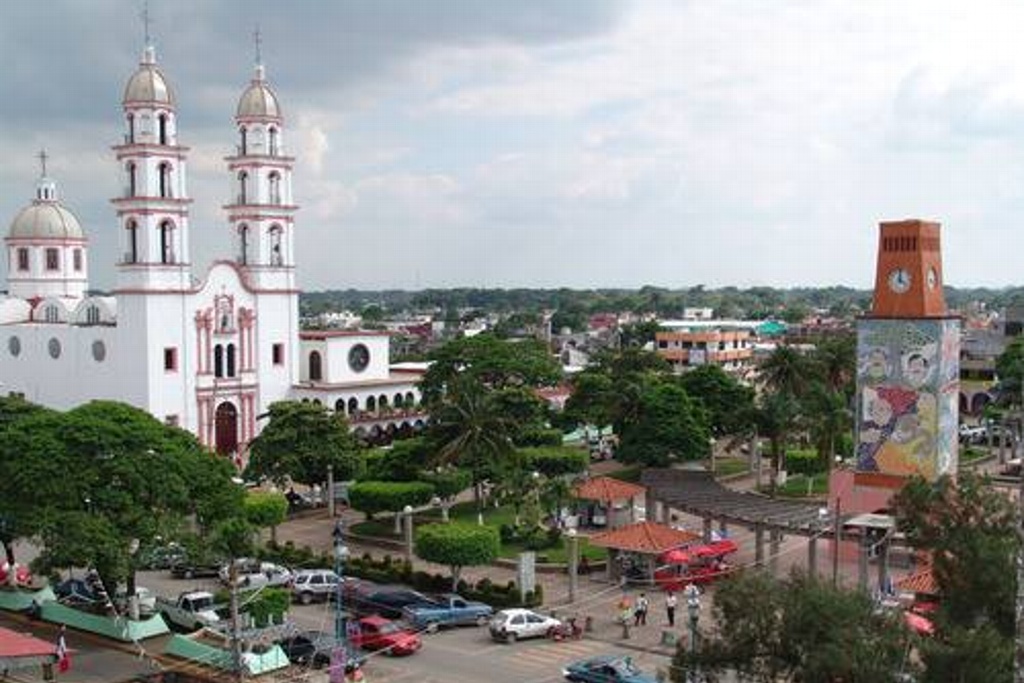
[617, 382, 711, 466]
[246, 400, 364, 487]
[414, 523, 500, 586]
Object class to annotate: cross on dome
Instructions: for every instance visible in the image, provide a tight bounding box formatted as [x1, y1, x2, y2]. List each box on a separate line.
[37, 149, 48, 177]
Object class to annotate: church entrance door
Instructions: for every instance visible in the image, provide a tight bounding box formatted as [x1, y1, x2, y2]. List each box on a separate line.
[215, 402, 239, 456]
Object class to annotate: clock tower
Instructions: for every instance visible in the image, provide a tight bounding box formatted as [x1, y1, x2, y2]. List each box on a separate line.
[870, 219, 946, 318]
[853, 219, 960, 487]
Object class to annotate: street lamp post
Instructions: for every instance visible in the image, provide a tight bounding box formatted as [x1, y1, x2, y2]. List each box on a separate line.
[331, 520, 351, 683]
[567, 528, 579, 604]
[403, 505, 414, 559]
[684, 583, 701, 681]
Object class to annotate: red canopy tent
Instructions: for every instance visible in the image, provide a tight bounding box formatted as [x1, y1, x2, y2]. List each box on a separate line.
[0, 626, 59, 672]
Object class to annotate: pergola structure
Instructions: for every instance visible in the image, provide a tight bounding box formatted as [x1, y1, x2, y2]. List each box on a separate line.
[641, 469, 839, 575]
[0, 626, 58, 676]
[573, 476, 646, 529]
[589, 520, 701, 584]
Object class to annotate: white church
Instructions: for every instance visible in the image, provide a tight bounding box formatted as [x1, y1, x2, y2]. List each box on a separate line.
[0, 42, 426, 463]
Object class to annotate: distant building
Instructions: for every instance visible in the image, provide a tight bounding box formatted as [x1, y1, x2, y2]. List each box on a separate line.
[654, 323, 754, 375]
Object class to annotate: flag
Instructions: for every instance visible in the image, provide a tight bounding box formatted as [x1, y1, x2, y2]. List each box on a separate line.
[56, 626, 71, 673]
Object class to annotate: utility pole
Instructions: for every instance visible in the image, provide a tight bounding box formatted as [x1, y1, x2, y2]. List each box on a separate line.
[229, 562, 243, 683]
[832, 496, 842, 587]
[1015, 380, 1024, 683]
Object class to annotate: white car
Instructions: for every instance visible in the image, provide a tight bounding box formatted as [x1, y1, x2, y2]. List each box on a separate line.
[489, 608, 561, 643]
[114, 585, 157, 616]
[219, 559, 292, 590]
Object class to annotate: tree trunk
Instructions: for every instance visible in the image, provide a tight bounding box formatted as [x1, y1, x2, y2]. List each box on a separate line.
[451, 565, 462, 591]
[769, 438, 782, 497]
[2, 540, 15, 569]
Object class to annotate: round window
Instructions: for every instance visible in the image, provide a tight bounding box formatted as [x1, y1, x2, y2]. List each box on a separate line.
[8, 336, 21, 357]
[348, 343, 370, 373]
[48, 338, 61, 359]
[92, 340, 106, 362]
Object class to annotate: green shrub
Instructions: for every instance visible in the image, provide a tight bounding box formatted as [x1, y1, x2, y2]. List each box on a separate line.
[785, 449, 826, 476]
[349, 480, 436, 520]
[520, 446, 589, 477]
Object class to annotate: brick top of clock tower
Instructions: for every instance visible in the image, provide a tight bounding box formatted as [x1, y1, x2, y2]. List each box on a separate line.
[869, 219, 948, 319]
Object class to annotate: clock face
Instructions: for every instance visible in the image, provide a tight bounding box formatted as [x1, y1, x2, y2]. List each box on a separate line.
[887, 268, 911, 294]
[927, 267, 938, 290]
[348, 343, 370, 373]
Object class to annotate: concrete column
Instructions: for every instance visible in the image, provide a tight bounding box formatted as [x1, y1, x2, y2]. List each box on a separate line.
[754, 524, 764, 567]
[660, 502, 669, 524]
[567, 532, 579, 604]
[702, 517, 713, 543]
[769, 530, 781, 575]
[877, 536, 890, 594]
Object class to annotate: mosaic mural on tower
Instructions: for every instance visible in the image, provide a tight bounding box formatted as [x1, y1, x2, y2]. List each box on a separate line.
[855, 318, 959, 481]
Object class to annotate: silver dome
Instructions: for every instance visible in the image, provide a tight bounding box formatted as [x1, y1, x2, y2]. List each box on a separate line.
[8, 201, 85, 240]
[123, 46, 174, 105]
[237, 65, 281, 119]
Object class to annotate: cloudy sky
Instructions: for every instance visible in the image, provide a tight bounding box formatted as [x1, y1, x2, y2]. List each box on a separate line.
[3, 1, 1024, 291]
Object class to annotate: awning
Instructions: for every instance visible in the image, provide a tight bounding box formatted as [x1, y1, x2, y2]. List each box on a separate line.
[660, 548, 691, 565]
[0, 626, 58, 671]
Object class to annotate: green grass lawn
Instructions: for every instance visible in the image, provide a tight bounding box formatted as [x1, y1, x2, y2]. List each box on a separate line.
[714, 458, 749, 478]
[960, 447, 988, 464]
[351, 500, 606, 563]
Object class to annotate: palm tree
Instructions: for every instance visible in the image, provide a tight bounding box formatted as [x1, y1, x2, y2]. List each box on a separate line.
[431, 376, 514, 523]
[805, 383, 852, 471]
[755, 392, 800, 497]
[759, 345, 811, 399]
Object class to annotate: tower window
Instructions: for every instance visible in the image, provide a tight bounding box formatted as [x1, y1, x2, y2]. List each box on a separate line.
[269, 225, 283, 266]
[240, 126, 247, 155]
[309, 350, 322, 381]
[126, 220, 139, 263]
[86, 305, 100, 325]
[127, 113, 135, 143]
[45, 248, 59, 271]
[268, 128, 279, 156]
[164, 347, 178, 372]
[158, 162, 171, 198]
[238, 224, 250, 265]
[159, 221, 174, 264]
[73, 249, 82, 272]
[158, 113, 168, 145]
[127, 162, 137, 197]
[226, 344, 237, 378]
[214, 344, 224, 378]
[44, 305, 58, 323]
[272, 343, 284, 365]
[268, 172, 281, 205]
[16, 248, 28, 271]
[238, 171, 248, 204]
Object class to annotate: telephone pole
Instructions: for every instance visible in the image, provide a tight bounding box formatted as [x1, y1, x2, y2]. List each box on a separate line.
[1015, 380, 1024, 683]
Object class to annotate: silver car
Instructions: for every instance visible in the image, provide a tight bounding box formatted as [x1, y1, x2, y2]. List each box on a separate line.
[489, 608, 561, 643]
[291, 569, 341, 605]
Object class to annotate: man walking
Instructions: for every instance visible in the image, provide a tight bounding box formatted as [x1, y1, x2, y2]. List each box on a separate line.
[665, 591, 677, 627]
[634, 592, 649, 626]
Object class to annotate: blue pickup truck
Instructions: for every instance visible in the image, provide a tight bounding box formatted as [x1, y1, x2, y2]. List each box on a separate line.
[402, 594, 493, 630]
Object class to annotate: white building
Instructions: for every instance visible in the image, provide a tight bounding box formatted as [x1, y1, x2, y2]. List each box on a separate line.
[0, 42, 425, 462]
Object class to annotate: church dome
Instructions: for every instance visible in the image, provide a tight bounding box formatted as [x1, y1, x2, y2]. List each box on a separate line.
[123, 46, 174, 105]
[237, 65, 280, 119]
[8, 200, 84, 240]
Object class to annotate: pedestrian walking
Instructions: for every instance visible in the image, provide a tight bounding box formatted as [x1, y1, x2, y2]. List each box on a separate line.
[665, 591, 677, 627]
[633, 592, 649, 626]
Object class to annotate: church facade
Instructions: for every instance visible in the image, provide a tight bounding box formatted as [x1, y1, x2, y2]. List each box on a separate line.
[0, 43, 425, 462]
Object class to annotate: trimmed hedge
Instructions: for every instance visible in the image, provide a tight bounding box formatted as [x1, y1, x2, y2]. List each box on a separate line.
[348, 480, 436, 519]
[520, 446, 589, 477]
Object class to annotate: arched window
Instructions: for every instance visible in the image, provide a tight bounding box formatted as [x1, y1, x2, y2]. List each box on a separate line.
[126, 220, 138, 263]
[405, 391, 415, 407]
[379, 395, 388, 412]
[127, 162, 137, 197]
[366, 395, 377, 413]
[268, 172, 281, 205]
[394, 393, 404, 409]
[335, 399, 346, 413]
[159, 221, 174, 264]
[240, 127, 247, 155]
[238, 224, 250, 265]
[44, 305, 58, 323]
[226, 344, 236, 378]
[127, 113, 135, 143]
[309, 351, 323, 381]
[268, 127, 279, 156]
[158, 114, 168, 145]
[158, 163, 171, 198]
[238, 171, 248, 204]
[348, 397, 359, 414]
[269, 226, 283, 266]
[214, 345, 224, 378]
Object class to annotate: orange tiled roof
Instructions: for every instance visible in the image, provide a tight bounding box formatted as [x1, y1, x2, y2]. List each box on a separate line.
[589, 521, 701, 554]
[573, 476, 645, 503]
[896, 566, 939, 595]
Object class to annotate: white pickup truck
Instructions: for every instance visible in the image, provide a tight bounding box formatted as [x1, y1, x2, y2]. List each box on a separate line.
[156, 590, 222, 631]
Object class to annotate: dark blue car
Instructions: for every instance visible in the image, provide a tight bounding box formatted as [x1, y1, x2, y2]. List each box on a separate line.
[562, 654, 659, 683]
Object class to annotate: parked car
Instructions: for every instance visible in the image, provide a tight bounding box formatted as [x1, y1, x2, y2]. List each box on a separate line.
[562, 655, 658, 682]
[350, 615, 421, 655]
[136, 542, 187, 571]
[402, 593, 493, 630]
[291, 569, 341, 604]
[344, 580, 436, 619]
[219, 559, 292, 589]
[276, 630, 368, 678]
[170, 557, 222, 580]
[156, 590, 222, 632]
[489, 608, 562, 643]
[54, 578, 105, 609]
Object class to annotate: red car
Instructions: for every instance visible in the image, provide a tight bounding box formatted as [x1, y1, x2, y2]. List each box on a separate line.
[350, 615, 421, 656]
